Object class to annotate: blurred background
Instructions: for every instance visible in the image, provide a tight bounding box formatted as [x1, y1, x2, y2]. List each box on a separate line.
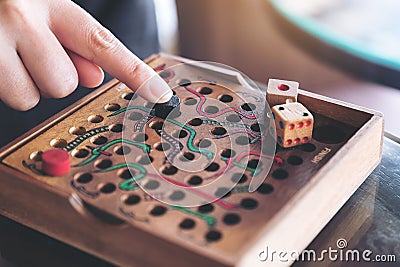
[155, 0, 400, 136]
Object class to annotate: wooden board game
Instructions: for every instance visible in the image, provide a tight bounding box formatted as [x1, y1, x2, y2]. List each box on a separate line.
[0, 54, 384, 267]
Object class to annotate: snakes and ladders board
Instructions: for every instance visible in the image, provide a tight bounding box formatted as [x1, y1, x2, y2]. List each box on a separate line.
[0, 54, 383, 267]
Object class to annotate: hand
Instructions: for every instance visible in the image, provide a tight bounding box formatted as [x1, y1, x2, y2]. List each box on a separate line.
[0, 0, 172, 111]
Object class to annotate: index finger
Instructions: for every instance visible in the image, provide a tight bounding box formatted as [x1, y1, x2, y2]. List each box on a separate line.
[50, 0, 172, 103]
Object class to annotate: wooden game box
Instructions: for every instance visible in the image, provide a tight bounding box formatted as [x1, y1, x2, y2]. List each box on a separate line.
[0, 54, 383, 267]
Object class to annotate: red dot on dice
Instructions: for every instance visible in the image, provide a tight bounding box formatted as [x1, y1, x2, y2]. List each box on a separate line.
[42, 149, 70, 176]
[285, 139, 292, 146]
[288, 124, 295, 130]
[296, 122, 304, 128]
[277, 84, 290, 91]
[294, 138, 301, 145]
[304, 120, 312, 127]
[302, 137, 309, 143]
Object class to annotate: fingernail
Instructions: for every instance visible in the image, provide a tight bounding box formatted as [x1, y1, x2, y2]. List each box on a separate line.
[144, 75, 173, 103]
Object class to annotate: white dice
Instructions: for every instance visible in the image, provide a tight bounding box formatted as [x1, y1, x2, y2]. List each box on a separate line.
[266, 79, 299, 107]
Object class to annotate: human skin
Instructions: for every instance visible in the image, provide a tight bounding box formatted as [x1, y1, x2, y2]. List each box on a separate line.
[0, 0, 172, 111]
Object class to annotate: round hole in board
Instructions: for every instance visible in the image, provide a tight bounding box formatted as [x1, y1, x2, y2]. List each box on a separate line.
[144, 102, 155, 109]
[196, 139, 212, 148]
[187, 175, 203, 186]
[132, 133, 148, 142]
[95, 159, 113, 169]
[240, 198, 259, 210]
[179, 218, 196, 230]
[98, 183, 116, 194]
[136, 155, 153, 165]
[205, 162, 220, 172]
[118, 168, 134, 179]
[29, 151, 43, 161]
[247, 159, 262, 169]
[198, 204, 215, 214]
[215, 187, 232, 199]
[122, 194, 141, 205]
[90, 136, 108, 145]
[168, 109, 182, 119]
[180, 152, 195, 161]
[226, 114, 241, 122]
[272, 169, 289, 180]
[256, 183, 274, 194]
[104, 103, 121, 112]
[220, 149, 236, 158]
[218, 94, 233, 103]
[50, 139, 67, 148]
[178, 79, 191, 87]
[110, 124, 124, 133]
[121, 92, 136, 100]
[231, 173, 248, 184]
[235, 136, 250, 145]
[69, 126, 86, 135]
[72, 148, 89, 158]
[87, 115, 104, 123]
[144, 180, 160, 190]
[183, 97, 197, 105]
[313, 125, 347, 144]
[209, 81, 217, 85]
[127, 112, 144, 121]
[241, 103, 256, 111]
[223, 213, 241, 225]
[197, 87, 213, 95]
[205, 230, 222, 242]
[204, 106, 219, 114]
[251, 123, 261, 132]
[287, 155, 303, 166]
[169, 190, 185, 201]
[154, 142, 171, 151]
[278, 107, 285, 111]
[150, 205, 167, 216]
[297, 143, 317, 152]
[188, 118, 203, 126]
[114, 145, 131, 155]
[74, 173, 93, 184]
[211, 127, 227, 136]
[172, 129, 188, 138]
[161, 165, 178, 175]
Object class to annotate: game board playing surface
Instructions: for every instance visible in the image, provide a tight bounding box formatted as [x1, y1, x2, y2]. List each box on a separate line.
[0, 54, 383, 267]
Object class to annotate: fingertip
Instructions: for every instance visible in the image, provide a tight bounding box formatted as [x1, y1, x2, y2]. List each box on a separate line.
[15, 98, 40, 111]
[49, 73, 79, 98]
[68, 51, 104, 88]
[20, 97, 40, 111]
[6, 91, 40, 111]
[140, 74, 173, 103]
[80, 66, 104, 88]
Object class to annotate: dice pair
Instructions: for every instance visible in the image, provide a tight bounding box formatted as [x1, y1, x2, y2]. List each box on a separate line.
[267, 79, 314, 148]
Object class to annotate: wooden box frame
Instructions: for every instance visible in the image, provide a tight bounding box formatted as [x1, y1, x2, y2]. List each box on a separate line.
[0, 54, 384, 267]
